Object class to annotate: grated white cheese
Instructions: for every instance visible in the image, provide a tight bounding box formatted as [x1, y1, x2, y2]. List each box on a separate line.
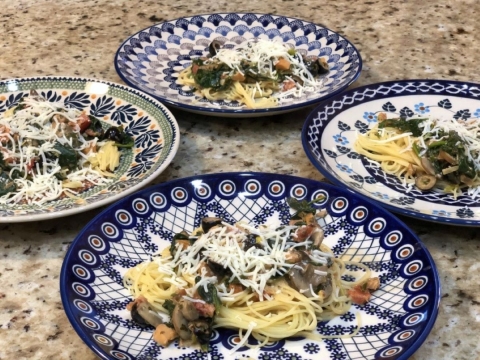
[0, 97, 114, 205]
[207, 39, 327, 101]
[156, 222, 331, 301]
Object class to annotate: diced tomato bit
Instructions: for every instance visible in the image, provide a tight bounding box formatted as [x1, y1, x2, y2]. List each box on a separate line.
[26, 159, 36, 172]
[126, 295, 148, 311]
[228, 284, 243, 294]
[192, 301, 215, 317]
[282, 81, 296, 91]
[293, 224, 316, 242]
[192, 63, 199, 75]
[348, 285, 372, 305]
[77, 113, 91, 133]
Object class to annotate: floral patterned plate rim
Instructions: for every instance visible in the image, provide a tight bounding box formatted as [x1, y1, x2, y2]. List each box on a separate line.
[302, 79, 480, 226]
[60, 172, 440, 360]
[0, 76, 180, 222]
[114, 12, 362, 117]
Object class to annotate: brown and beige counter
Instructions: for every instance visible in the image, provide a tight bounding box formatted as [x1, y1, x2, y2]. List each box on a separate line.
[1, 0, 479, 359]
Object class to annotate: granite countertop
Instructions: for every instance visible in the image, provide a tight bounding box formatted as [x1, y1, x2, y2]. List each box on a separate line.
[0, 0, 479, 359]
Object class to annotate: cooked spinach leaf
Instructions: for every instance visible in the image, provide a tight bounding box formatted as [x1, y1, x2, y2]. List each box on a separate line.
[52, 142, 79, 170]
[197, 283, 222, 312]
[0, 171, 16, 196]
[378, 118, 427, 137]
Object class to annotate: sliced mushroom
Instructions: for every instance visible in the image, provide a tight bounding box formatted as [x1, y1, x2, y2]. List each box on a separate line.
[188, 319, 212, 345]
[415, 174, 436, 190]
[201, 217, 222, 233]
[291, 75, 304, 86]
[208, 39, 222, 56]
[320, 274, 333, 298]
[206, 259, 231, 278]
[310, 228, 324, 249]
[460, 174, 475, 186]
[437, 150, 457, 165]
[317, 57, 329, 74]
[420, 156, 436, 176]
[285, 249, 310, 264]
[172, 303, 192, 341]
[287, 261, 329, 298]
[131, 299, 164, 327]
[178, 299, 200, 321]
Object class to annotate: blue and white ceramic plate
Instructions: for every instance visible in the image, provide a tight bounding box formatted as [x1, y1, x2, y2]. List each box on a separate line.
[114, 13, 362, 117]
[60, 172, 439, 360]
[302, 79, 480, 226]
[0, 77, 179, 222]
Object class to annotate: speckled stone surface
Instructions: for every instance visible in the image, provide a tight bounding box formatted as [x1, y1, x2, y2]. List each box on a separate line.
[0, 0, 479, 359]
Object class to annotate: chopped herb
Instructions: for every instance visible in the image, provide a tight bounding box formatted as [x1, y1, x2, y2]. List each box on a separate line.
[52, 142, 79, 170]
[287, 196, 325, 215]
[170, 231, 190, 255]
[378, 117, 427, 137]
[197, 283, 222, 313]
[162, 299, 176, 317]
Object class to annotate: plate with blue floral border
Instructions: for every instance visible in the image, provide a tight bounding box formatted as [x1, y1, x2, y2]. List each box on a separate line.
[0, 77, 179, 222]
[302, 79, 480, 226]
[114, 13, 362, 117]
[60, 172, 440, 360]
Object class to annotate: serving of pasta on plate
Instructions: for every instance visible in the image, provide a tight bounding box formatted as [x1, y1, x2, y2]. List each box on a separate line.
[123, 198, 379, 351]
[178, 39, 330, 109]
[0, 90, 133, 205]
[355, 112, 480, 198]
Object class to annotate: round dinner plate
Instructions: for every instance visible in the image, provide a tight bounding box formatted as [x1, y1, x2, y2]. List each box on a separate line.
[114, 13, 362, 117]
[0, 77, 179, 222]
[60, 172, 439, 360]
[302, 79, 480, 226]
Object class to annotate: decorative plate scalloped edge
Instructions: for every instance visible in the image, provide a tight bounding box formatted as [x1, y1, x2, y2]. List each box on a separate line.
[302, 79, 480, 226]
[0, 77, 179, 222]
[60, 172, 440, 360]
[114, 13, 362, 117]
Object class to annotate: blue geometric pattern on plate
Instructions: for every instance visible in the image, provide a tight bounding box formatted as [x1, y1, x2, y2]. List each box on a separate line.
[114, 13, 362, 116]
[302, 79, 480, 226]
[0, 77, 179, 222]
[60, 172, 440, 360]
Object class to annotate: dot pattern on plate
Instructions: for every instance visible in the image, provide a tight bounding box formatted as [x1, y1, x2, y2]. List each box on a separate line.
[61, 173, 439, 360]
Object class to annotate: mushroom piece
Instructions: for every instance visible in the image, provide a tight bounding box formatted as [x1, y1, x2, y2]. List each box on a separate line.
[172, 302, 193, 341]
[317, 57, 329, 74]
[208, 40, 222, 56]
[178, 299, 200, 321]
[460, 174, 474, 186]
[287, 261, 330, 298]
[310, 228, 324, 249]
[415, 174, 436, 190]
[305, 57, 329, 77]
[437, 150, 457, 165]
[206, 259, 231, 278]
[188, 319, 213, 346]
[285, 249, 310, 264]
[291, 75, 304, 86]
[201, 217, 222, 233]
[420, 157, 436, 176]
[131, 299, 164, 328]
